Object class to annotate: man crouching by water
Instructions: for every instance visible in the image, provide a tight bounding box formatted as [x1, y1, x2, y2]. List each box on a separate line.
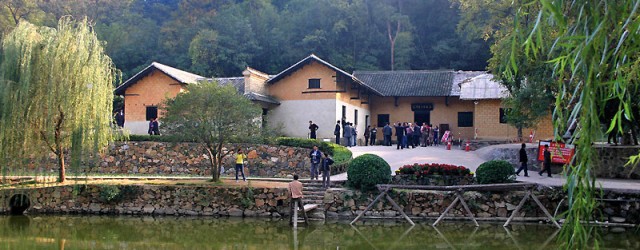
[288, 175, 309, 225]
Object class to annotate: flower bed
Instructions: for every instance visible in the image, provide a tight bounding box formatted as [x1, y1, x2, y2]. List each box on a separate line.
[393, 163, 475, 186]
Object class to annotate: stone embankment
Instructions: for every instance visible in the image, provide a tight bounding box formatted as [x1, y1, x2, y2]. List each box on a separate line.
[323, 187, 640, 224]
[1, 185, 291, 217]
[32, 142, 317, 178]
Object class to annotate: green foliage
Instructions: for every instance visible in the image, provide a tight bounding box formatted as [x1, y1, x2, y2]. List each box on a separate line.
[475, 160, 515, 184]
[347, 154, 391, 191]
[162, 82, 262, 181]
[98, 185, 140, 203]
[0, 18, 116, 182]
[275, 137, 352, 164]
[240, 185, 255, 209]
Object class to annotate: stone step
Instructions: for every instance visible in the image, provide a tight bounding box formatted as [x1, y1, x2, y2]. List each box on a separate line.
[303, 200, 324, 205]
[305, 191, 326, 195]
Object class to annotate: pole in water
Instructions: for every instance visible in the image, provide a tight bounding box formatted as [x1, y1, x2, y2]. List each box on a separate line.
[293, 201, 298, 229]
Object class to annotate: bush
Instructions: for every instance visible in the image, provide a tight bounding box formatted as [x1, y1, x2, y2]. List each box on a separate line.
[276, 137, 352, 164]
[475, 160, 516, 184]
[347, 154, 391, 191]
[397, 163, 471, 177]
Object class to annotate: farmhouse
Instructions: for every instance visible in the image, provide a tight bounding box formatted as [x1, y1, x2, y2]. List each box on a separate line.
[114, 54, 553, 142]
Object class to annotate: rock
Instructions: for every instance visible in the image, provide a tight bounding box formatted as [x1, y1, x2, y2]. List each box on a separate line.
[477, 212, 491, 218]
[244, 210, 257, 217]
[247, 150, 258, 159]
[603, 208, 615, 215]
[339, 211, 352, 218]
[411, 207, 422, 215]
[228, 208, 244, 217]
[89, 203, 101, 212]
[497, 207, 508, 217]
[610, 227, 626, 233]
[480, 204, 490, 212]
[506, 203, 517, 211]
[326, 211, 339, 218]
[610, 216, 626, 223]
[494, 201, 506, 208]
[143, 205, 155, 214]
[383, 210, 397, 217]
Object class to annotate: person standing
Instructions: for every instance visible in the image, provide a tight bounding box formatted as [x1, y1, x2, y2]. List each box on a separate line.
[308, 121, 319, 139]
[364, 126, 371, 146]
[404, 122, 412, 148]
[516, 143, 529, 177]
[412, 123, 421, 148]
[351, 123, 357, 146]
[309, 145, 322, 180]
[421, 123, 430, 147]
[370, 127, 377, 145]
[321, 153, 334, 188]
[152, 118, 160, 135]
[394, 122, 404, 149]
[288, 175, 309, 225]
[235, 148, 247, 182]
[433, 126, 440, 146]
[334, 120, 341, 145]
[343, 123, 352, 147]
[383, 123, 392, 146]
[539, 144, 552, 177]
[115, 110, 125, 128]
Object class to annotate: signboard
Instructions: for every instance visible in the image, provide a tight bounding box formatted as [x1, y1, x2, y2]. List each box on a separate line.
[411, 103, 434, 111]
[537, 140, 575, 164]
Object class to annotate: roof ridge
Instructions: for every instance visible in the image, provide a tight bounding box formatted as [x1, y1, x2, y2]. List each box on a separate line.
[353, 69, 454, 73]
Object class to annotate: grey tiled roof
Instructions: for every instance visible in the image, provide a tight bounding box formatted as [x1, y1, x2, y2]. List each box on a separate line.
[115, 62, 205, 95]
[245, 92, 280, 105]
[214, 77, 245, 93]
[353, 70, 454, 97]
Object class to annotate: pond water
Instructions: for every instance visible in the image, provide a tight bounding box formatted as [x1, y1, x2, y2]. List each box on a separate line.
[0, 216, 637, 249]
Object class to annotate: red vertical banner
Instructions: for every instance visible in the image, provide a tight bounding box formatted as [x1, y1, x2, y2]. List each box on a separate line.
[537, 140, 575, 164]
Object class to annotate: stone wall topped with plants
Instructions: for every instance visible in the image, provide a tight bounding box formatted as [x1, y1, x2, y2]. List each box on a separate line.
[0, 184, 291, 217]
[393, 163, 474, 186]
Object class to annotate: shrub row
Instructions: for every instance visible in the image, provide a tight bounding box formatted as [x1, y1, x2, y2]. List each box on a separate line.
[397, 163, 472, 178]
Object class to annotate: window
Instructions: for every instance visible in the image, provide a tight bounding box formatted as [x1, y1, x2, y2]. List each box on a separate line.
[146, 106, 158, 121]
[377, 114, 390, 127]
[458, 112, 473, 127]
[499, 108, 509, 124]
[354, 109, 358, 125]
[341, 105, 346, 120]
[308, 79, 320, 89]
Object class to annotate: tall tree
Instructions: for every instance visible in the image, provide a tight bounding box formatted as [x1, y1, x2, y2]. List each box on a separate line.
[510, 0, 640, 248]
[0, 18, 116, 182]
[161, 83, 262, 181]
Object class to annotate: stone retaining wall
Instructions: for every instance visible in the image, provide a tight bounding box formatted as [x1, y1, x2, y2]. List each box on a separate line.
[483, 144, 640, 179]
[1, 184, 291, 217]
[323, 188, 640, 224]
[34, 142, 318, 178]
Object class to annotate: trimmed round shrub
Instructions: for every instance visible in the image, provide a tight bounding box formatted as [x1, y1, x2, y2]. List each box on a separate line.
[475, 160, 516, 184]
[347, 154, 391, 191]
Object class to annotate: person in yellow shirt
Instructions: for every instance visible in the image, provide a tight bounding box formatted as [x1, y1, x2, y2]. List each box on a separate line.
[235, 148, 247, 182]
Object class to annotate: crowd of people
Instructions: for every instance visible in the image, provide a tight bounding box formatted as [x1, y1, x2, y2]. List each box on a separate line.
[326, 120, 445, 149]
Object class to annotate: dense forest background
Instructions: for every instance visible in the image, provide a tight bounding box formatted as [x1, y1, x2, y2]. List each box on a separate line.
[1, 0, 491, 79]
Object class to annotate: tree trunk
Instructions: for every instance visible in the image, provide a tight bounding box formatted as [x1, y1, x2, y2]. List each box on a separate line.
[205, 147, 218, 181]
[517, 127, 523, 142]
[57, 149, 65, 183]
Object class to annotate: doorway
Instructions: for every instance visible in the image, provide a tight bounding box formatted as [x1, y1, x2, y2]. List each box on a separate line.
[414, 111, 430, 125]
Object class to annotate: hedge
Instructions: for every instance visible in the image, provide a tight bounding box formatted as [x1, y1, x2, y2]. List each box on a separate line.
[276, 137, 352, 165]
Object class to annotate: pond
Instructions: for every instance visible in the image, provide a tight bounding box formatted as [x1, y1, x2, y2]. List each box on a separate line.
[0, 216, 637, 249]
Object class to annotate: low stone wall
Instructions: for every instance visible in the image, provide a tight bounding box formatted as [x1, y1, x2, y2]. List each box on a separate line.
[33, 142, 318, 178]
[392, 175, 474, 186]
[323, 187, 640, 224]
[479, 144, 640, 178]
[0, 184, 291, 217]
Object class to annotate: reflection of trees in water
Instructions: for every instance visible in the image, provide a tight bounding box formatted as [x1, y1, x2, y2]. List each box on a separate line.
[0, 216, 635, 249]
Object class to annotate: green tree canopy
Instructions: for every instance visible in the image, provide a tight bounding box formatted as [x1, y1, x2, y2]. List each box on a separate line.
[0, 18, 116, 182]
[161, 82, 262, 181]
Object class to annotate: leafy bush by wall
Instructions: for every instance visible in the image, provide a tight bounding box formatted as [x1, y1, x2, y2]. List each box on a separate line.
[476, 160, 516, 184]
[276, 137, 352, 164]
[347, 154, 391, 191]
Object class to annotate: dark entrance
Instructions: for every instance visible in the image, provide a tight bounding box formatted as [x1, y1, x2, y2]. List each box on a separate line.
[411, 103, 433, 126]
[9, 194, 30, 215]
[414, 111, 430, 126]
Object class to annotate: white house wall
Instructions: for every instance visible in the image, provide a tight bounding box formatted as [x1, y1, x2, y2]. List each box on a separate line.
[267, 99, 337, 139]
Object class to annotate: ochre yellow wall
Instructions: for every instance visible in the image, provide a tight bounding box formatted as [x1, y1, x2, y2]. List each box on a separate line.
[473, 99, 554, 140]
[370, 96, 475, 140]
[267, 62, 341, 101]
[124, 70, 184, 122]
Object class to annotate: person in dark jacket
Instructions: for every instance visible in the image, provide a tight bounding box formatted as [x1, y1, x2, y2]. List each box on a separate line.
[321, 153, 334, 188]
[412, 123, 421, 148]
[516, 143, 529, 177]
[343, 123, 352, 147]
[309, 146, 322, 180]
[394, 122, 405, 150]
[334, 120, 341, 145]
[370, 127, 377, 145]
[364, 126, 371, 146]
[308, 121, 319, 139]
[115, 110, 125, 127]
[383, 123, 392, 146]
[539, 144, 552, 177]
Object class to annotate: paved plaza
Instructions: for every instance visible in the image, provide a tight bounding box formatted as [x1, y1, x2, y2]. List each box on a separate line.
[332, 144, 640, 192]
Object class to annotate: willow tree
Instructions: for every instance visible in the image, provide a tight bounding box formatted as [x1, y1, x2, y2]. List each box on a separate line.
[162, 83, 261, 181]
[509, 0, 640, 248]
[0, 18, 116, 182]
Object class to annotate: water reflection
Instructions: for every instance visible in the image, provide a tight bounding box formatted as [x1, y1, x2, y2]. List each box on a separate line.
[0, 216, 637, 249]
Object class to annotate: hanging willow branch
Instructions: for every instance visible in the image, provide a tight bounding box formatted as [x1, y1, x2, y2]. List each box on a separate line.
[0, 17, 116, 182]
[510, 0, 640, 249]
